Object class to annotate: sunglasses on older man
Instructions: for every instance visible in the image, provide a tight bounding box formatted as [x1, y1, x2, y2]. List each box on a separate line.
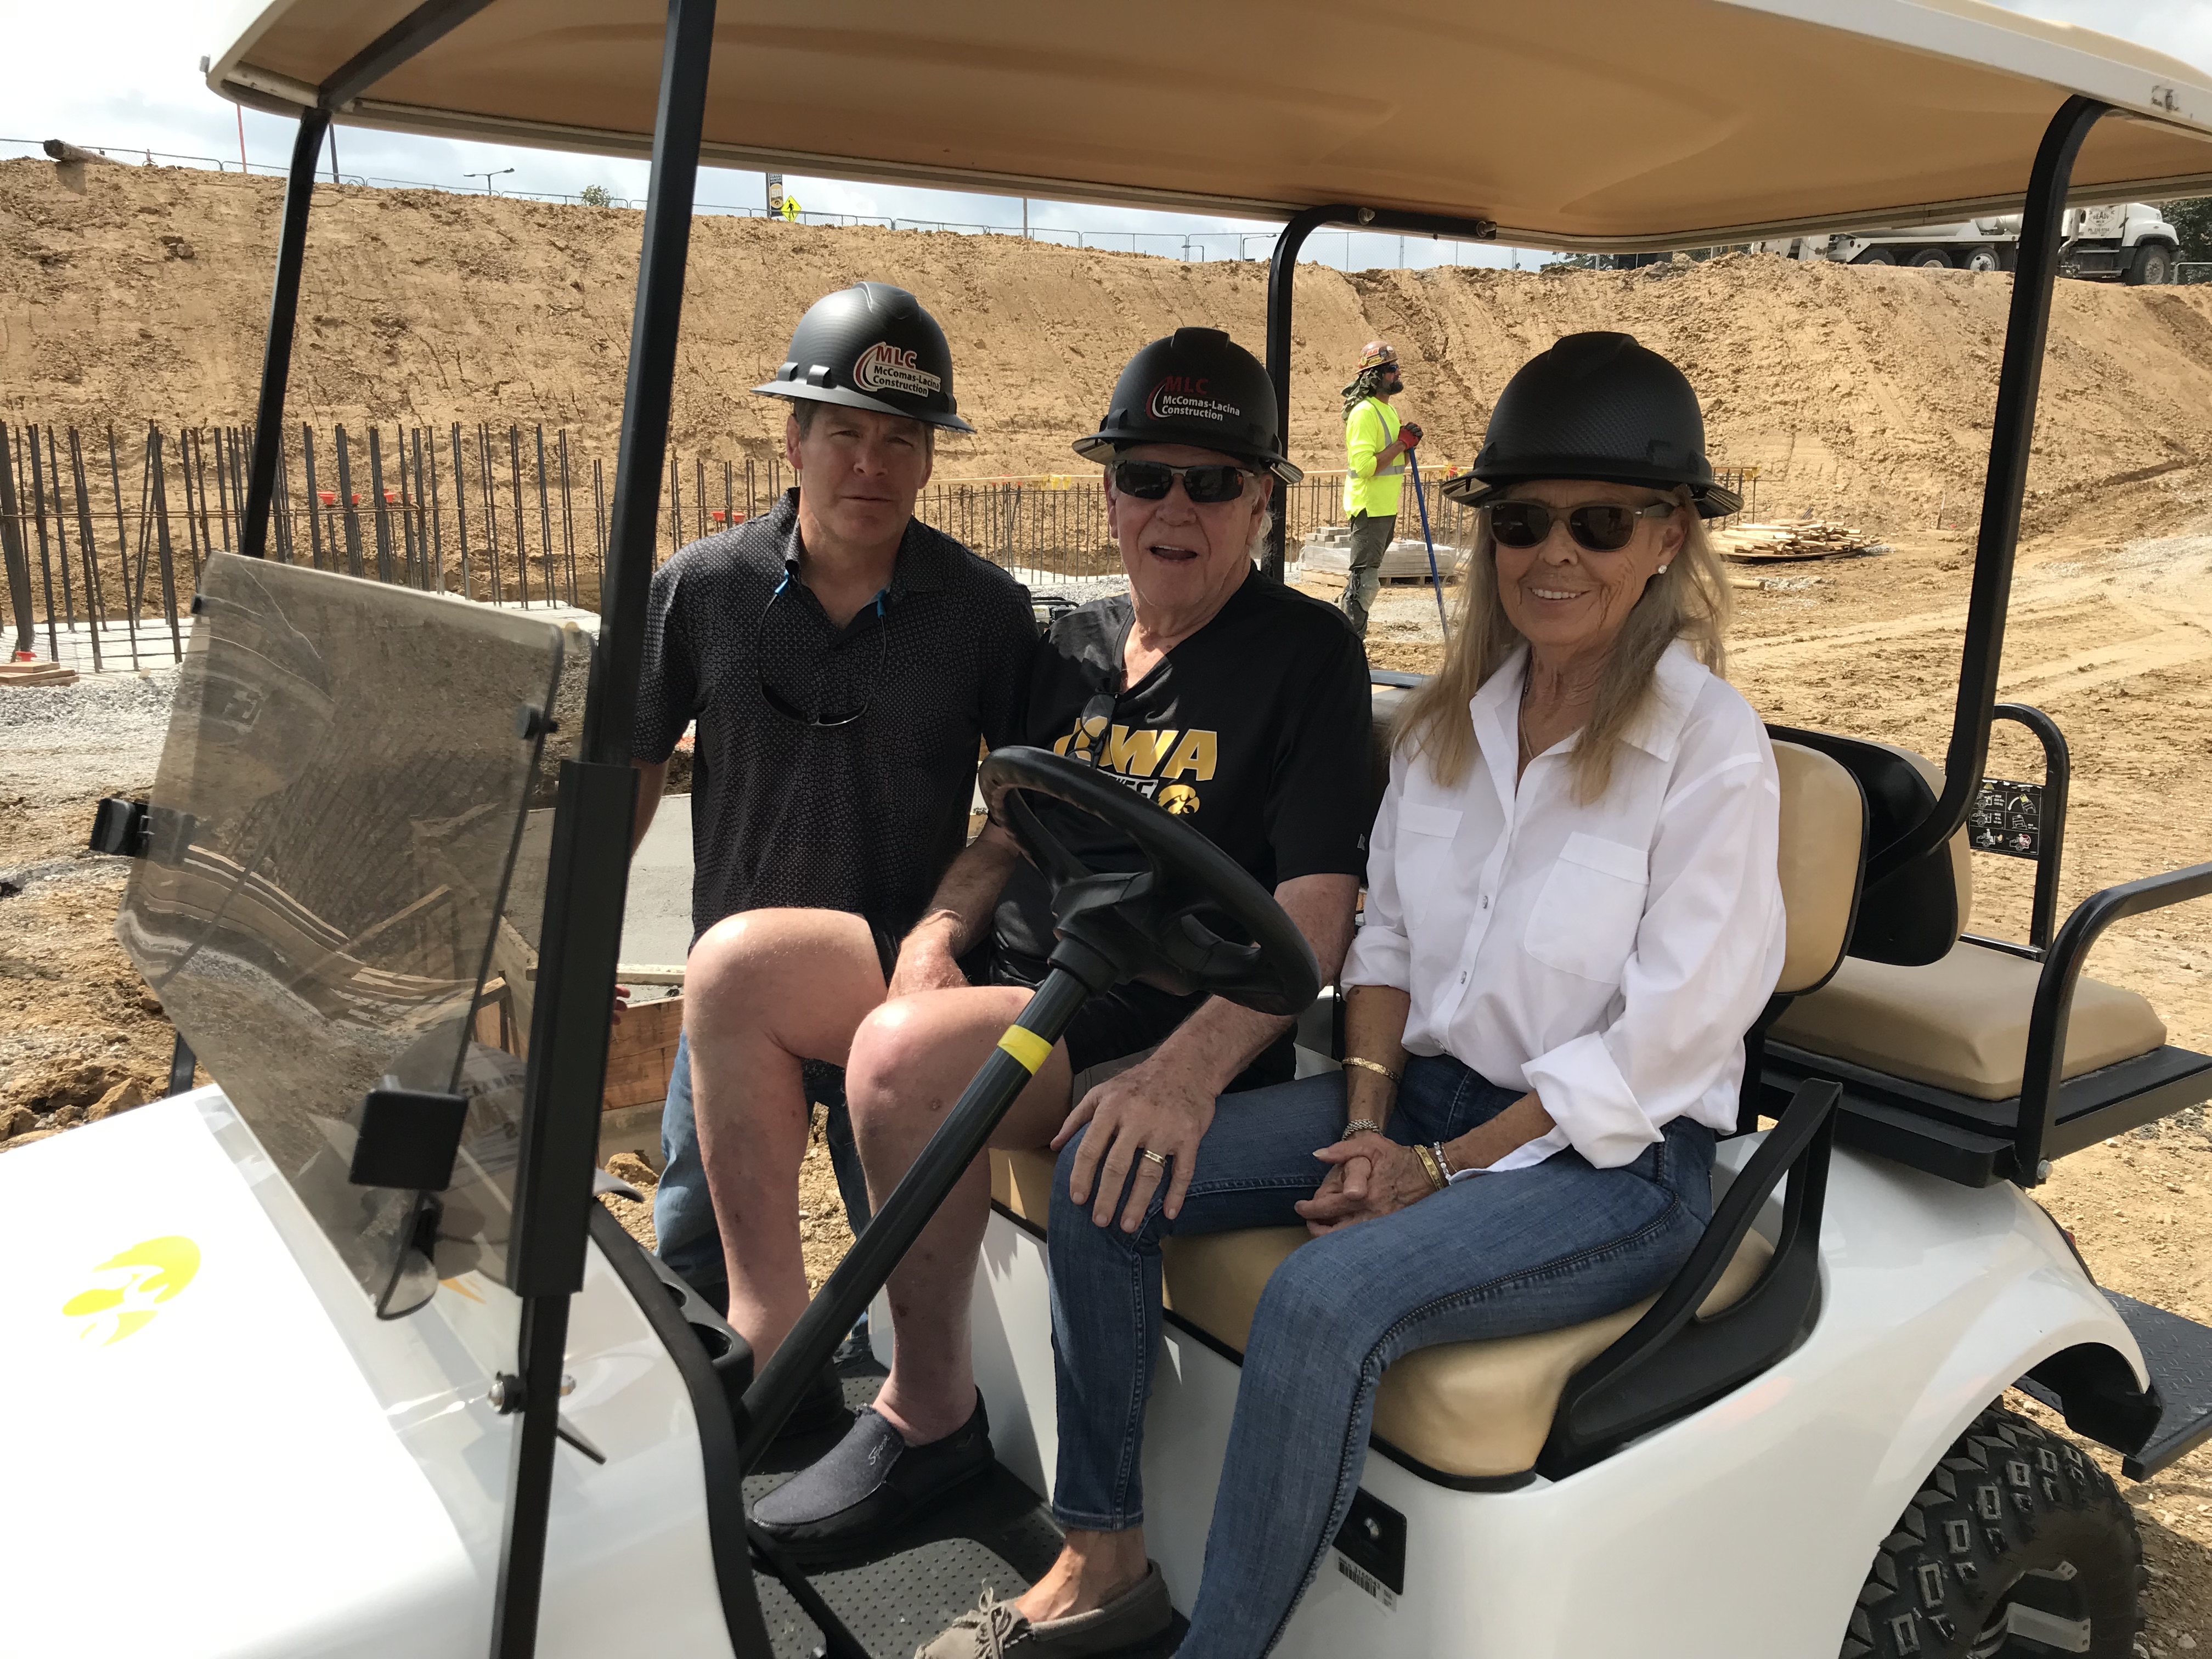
[1108, 460, 1257, 504]
[1487, 498, 1675, 552]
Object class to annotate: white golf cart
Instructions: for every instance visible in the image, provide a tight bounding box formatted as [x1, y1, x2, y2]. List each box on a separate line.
[10, 3, 2212, 1657]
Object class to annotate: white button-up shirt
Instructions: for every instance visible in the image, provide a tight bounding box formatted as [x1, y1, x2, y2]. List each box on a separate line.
[1342, 640, 1785, 1171]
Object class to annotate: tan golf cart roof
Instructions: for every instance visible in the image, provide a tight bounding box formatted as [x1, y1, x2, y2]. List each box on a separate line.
[208, 0, 2212, 250]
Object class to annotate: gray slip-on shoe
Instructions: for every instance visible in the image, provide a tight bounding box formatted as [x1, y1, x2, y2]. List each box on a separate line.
[913, 1562, 1172, 1658]
[751, 1395, 992, 1564]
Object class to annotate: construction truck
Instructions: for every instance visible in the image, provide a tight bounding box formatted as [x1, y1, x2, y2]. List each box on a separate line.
[1759, 201, 2180, 283]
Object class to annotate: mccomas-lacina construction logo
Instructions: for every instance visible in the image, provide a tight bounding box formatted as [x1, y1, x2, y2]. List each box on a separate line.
[853, 341, 942, 397]
[1147, 376, 1240, 425]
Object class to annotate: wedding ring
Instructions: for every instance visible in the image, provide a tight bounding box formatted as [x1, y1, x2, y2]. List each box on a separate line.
[1139, 1148, 1169, 1167]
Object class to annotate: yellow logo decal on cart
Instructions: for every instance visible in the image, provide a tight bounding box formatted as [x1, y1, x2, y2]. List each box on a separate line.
[62, 1236, 200, 1346]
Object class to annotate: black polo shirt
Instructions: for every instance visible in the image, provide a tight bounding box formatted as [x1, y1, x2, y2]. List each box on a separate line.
[632, 490, 1035, 945]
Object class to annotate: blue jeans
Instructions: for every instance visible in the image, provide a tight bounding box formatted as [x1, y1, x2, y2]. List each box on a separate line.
[1048, 1052, 1714, 1659]
[654, 1032, 874, 1295]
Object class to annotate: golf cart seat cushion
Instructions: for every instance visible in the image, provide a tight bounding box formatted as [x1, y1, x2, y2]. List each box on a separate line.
[989, 1148, 1771, 1478]
[1767, 941, 2166, 1101]
[1771, 741, 1864, 995]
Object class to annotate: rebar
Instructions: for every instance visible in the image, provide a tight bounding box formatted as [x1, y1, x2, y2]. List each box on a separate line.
[451, 422, 472, 600]
[334, 425, 365, 578]
[557, 429, 576, 604]
[301, 425, 326, 571]
[65, 428, 105, 671]
[148, 428, 183, 659]
[367, 426, 397, 585]
[509, 424, 529, 606]
[477, 424, 503, 601]
[535, 424, 555, 605]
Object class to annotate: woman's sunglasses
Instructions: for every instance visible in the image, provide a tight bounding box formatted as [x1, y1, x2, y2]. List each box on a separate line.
[1108, 460, 1256, 505]
[1488, 498, 1675, 552]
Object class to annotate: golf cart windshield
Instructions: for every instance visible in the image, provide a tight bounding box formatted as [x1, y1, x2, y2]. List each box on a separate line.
[116, 553, 563, 1314]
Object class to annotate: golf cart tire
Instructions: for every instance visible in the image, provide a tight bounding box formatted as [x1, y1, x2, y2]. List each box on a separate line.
[2125, 242, 2174, 286]
[1840, 1405, 2143, 1659]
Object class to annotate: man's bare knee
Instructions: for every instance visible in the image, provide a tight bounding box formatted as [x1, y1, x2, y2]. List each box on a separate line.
[845, 996, 959, 1125]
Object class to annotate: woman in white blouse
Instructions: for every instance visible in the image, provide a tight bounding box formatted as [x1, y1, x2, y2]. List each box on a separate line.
[941, 334, 1785, 1659]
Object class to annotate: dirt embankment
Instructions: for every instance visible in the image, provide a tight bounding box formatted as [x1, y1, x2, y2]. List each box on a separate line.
[12, 157, 2212, 539]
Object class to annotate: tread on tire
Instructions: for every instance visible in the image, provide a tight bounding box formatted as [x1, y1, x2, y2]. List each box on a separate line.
[1840, 1405, 2143, 1658]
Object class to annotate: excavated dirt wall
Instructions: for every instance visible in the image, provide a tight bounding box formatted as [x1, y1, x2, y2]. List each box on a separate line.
[10, 157, 2212, 543]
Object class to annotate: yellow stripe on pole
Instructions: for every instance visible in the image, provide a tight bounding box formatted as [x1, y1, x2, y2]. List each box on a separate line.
[996, 1026, 1052, 1075]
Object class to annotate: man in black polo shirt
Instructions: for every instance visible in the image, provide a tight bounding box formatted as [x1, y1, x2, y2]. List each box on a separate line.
[631, 283, 1035, 1434]
[752, 330, 1370, 1589]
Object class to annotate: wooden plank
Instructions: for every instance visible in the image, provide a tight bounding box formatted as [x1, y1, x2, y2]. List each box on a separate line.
[602, 993, 684, 1112]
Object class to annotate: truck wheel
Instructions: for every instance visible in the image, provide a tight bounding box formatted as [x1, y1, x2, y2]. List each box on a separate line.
[1839, 1406, 2143, 1658]
[1963, 249, 2001, 273]
[1909, 249, 1953, 269]
[2125, 243, 2173, 286]
[1854, 249, 1899, 266]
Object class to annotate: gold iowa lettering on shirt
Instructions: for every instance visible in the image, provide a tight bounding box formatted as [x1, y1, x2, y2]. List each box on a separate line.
[1051, 723, 1216, 782]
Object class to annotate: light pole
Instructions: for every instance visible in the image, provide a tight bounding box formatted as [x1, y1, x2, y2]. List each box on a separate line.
[464, 167, 516, 195]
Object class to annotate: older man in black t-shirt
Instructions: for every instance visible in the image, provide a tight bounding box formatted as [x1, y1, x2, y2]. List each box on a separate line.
[630, 284, 1035, 1437]
[753, 330, 1370, 1590]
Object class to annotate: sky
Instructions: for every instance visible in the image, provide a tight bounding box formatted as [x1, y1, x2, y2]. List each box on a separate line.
[2, 1, 2209, 273]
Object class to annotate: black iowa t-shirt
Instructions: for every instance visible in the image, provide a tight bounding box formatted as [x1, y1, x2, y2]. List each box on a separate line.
[992, 570, 1372, 1035]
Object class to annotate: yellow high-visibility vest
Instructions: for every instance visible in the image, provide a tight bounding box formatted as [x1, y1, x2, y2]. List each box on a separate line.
[1343, 397, 1404, 517]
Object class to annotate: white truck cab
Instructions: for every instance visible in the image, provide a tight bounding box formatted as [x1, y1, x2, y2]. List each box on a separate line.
[1760, 202, 2180, 283]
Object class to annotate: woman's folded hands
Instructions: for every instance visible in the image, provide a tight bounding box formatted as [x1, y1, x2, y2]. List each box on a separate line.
[1297, 1132, 1436, 1235]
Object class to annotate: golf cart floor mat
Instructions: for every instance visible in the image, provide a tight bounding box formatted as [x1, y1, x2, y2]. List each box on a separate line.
[2018, 1290, 2212, 1481]
[746, 1360, 1186, 1658]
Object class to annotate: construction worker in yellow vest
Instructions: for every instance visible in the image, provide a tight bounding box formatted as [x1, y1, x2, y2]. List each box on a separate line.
[1338, 341, 1422, 637]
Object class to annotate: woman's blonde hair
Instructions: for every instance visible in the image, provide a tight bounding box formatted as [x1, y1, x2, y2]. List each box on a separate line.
[1395, 485, 1731, 801]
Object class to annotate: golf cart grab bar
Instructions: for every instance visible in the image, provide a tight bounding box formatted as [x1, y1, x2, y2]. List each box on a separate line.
[1959, 703, 2071, 960]
[1542, 1078, 1840, 1479]
[1868, 97, 2108, 887]
[2015, 859, 2212, 1182]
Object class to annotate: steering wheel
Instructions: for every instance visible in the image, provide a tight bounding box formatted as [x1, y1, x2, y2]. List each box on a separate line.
[979, 746, 1320, 1018]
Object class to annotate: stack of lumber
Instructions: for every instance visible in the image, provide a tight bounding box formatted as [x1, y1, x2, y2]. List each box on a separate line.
[0, 660, 77, 686]
[1712, 521, 1889, 563]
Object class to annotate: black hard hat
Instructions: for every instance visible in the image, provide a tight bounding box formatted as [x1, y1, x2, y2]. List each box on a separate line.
[1440, 332, 1740, 517]
[754, 281, 975, 433]
[1073, 328, 1303, 484]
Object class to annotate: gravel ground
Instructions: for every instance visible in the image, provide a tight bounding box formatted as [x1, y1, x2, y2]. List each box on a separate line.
[2, 668, 176, 807]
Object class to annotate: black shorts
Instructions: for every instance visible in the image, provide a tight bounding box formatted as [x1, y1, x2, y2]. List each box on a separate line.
[989, 950, 1293, 1095]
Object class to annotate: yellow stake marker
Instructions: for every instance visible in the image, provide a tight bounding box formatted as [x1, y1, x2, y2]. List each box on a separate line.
[996, 1026, 1052, 1075]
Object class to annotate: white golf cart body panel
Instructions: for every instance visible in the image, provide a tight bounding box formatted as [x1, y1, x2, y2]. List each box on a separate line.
[0, 1091, 731, 1659]
[961, 1135, 2140, 1658]
[202, 0, 2212, 251]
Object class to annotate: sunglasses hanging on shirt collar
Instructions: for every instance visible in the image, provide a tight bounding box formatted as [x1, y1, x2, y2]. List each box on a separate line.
[756, 571, 889, 728]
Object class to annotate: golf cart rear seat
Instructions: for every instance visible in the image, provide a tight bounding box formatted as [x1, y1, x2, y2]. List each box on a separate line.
[1759, 728, 2211, 1187]
[988, 738, 1866, 1481]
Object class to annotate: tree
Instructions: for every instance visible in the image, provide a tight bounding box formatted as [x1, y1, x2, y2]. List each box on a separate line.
[2162, 198, 2212, 264]
[580, 184, 612, 207]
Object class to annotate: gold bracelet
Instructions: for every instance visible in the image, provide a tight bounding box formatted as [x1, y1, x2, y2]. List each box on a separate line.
[1341, 1118, 1384, 1139]
[1342, 1056, 1400, 1084]
[1411, 1142, 1448, 1193]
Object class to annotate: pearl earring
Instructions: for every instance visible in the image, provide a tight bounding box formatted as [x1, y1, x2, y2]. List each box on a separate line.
[1656, 563, 1670, 573]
